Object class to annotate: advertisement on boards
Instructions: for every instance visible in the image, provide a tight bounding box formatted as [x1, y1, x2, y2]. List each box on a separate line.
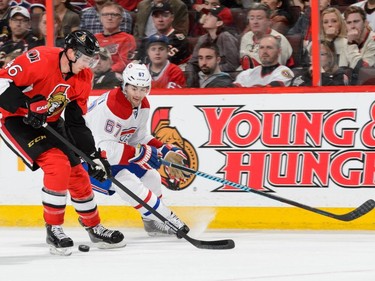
[1, 92, 375, 209]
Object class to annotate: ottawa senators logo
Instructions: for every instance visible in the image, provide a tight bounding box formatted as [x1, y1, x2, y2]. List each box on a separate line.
[47, 84, 70, 116]
[151, 107, 198, 191]
[26, 49, 40, 63]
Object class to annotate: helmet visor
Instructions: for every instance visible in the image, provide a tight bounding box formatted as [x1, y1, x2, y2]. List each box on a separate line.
[76, 51, 100, 68]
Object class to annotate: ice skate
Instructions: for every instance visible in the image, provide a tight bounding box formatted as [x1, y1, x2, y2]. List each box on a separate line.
[79, 218, 126, 249]
[45, 224, 74, 256]
[142, 212, 190, 238]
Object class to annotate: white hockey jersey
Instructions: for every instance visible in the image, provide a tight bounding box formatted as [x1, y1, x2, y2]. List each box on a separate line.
[84, 88, 161, 165]
[234, 64, 294, 87]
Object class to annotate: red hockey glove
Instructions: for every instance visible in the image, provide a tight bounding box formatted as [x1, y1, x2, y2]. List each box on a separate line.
[23, 95, 48, 129]
[129, 144, 161, 170]
[88, 149, 112, 182]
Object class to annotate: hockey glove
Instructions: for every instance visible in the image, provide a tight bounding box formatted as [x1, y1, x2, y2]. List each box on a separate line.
[88, 149, 112, 182]
[23, 95, 48, 129]
[129, 144, 161, 170]
[159, 144, 190, 181]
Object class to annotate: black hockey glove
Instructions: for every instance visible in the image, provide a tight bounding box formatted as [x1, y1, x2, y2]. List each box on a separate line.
[88, 149, 112, 182]
[23, 95, 48, 129]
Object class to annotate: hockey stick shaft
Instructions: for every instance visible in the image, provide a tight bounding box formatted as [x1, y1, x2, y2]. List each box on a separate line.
[161, 159, 375, 222]
[43, 124, 234, 250]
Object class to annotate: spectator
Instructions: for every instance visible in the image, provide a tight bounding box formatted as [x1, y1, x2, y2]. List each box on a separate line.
[319, 7, 347, 67]
[193, 0, 239, 11]
[221, 0, 243, 8]
[134, 0, 189, 38]
[87, 0, 143, 11]
[0, 6, 40, 67]
[291, 40, 350, 86]
[135, 2, 191, 68]
[235, 35, 294, 87]
[146, 34, 186, 88]
[343, 6, 375, 68]
[240, 3, 293, 70]
[1, 49, 22, 68]
[342, 5, 375, 84]
[54, 0, 80, 37]
[290, 0, 308, 10]
[186, 7, 239, 87]
[351, 0, 375, 31]
[95, 1, 136, 73]
[287, 0, 331, 66]
[80, 0, 132, 35]
[260, 0, 293, 35]
[191, 1, 233, 36]
[93, 47, 123, 89]
[198, 41, 234, 87]
[0, 0, 12, 46]
[35, 11, 65, 48]
[30, 0, 45, 15]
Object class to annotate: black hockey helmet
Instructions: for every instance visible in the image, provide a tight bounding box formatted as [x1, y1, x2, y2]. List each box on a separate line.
[64, 30, 100, 57]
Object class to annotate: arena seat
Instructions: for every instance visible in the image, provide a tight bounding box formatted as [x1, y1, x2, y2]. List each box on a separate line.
[357, 67, 375, 85]
[334, 0, 357, 5]
[333, 5, 349, 13]
[286, 33, 303, 67]
[230, 8, 248, 34]
[289, 6, 302, 26]
[187, 36, 199, 54]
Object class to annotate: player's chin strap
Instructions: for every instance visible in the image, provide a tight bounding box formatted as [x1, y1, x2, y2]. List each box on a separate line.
[64, 49, 78, 74]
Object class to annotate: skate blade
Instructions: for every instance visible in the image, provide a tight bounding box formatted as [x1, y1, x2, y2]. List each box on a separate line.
[49, 245, 73, 256]
[93, 240, 127, 249]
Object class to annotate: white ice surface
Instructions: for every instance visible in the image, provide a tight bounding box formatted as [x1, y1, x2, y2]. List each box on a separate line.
[0, 228, 374, 281]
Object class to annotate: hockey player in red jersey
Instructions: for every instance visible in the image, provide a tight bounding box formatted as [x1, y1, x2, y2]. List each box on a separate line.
[0, 30, 126, 256]
[84, 63, 190, 237]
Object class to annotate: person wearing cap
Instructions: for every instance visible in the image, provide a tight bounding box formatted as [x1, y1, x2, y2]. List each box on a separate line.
[95, 1, 136, 73]
[80, 0, 132, 35]
[197, 41, 234, 88]
[240, 3, 293, 70]
[0, 6, 40, 67]
[93, 47, 123, 89]
[134, 0, 189, 38]
[146, 34, 186, 88]
[134, 2, 191, 68]
[185, 6, 239, 87]
[191, 0, 233, 37]
[30, 0, 45, 16]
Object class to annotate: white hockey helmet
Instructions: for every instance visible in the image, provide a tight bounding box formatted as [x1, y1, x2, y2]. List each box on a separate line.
[122, 63, 152, 90]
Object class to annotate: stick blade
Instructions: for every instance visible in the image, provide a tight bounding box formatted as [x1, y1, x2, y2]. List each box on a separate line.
[336, 199, 375, 221]
[185, 236, 235, 250]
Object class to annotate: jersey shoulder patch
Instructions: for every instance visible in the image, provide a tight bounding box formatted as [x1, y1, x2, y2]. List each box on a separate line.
[175, 33, 185, 40]
[281, 69, 293, 79]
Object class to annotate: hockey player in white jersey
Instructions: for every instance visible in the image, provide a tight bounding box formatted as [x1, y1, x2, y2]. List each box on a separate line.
[84, 63, 190, 237]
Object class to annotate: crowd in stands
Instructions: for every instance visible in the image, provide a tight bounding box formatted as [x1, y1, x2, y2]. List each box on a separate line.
[0, 0, 374, 89]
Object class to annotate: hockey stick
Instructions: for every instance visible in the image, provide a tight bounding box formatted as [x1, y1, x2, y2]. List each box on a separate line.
[43, 124, 235, 250]
[161, 159, 375, 222]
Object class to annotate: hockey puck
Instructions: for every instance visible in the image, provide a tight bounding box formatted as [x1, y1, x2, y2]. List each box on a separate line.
[78, 244, 90, 252]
